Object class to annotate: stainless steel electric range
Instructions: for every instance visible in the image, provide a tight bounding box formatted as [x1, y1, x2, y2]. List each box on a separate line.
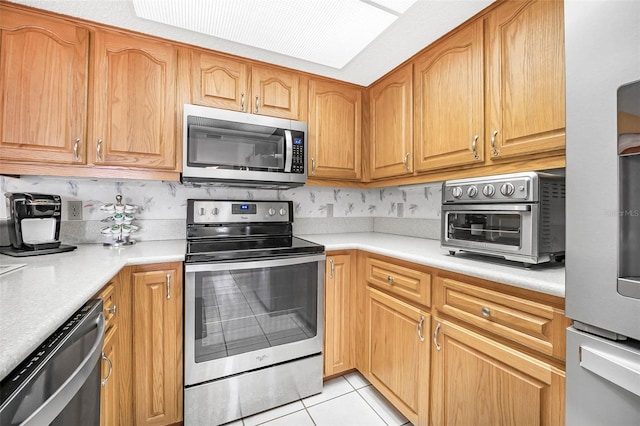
[183, 200, 325, 426]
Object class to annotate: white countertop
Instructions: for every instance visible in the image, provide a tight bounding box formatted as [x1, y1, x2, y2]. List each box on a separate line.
[0, 240, 185, 381]
[299, 233, 565, 298]
[0, 232, 565, 382]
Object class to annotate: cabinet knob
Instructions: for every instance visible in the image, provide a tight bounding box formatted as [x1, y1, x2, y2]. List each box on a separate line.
[387, 275, 394, 284]
[73, 138, 81, 161]
[481, 306, 491, 317]
[472, 135, 479, 160]
[106, 304, 117, 315]
[491, 130, 499, 157]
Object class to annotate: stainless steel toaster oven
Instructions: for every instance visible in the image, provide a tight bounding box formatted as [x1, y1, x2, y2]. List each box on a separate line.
[441, 172, 566, 266]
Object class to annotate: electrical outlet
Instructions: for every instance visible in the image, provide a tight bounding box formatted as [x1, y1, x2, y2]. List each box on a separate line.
[68, 200, 83, 220]
[397, 202, 404, 218]
[326, 203, 333, 218]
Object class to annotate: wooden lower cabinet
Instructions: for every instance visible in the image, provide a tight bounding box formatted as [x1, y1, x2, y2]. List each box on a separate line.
[324, 251, 355, 377]
[430, 318, 565, 426]
[130, 263, 183, 426]
[366, 287, 430, 426]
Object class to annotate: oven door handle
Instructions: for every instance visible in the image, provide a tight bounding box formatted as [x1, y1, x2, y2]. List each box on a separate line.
[185, 253, 326, 272]
[441, 204, 532, 212]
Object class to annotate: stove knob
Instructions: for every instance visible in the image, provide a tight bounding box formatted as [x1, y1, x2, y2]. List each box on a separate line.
[467, 185, 478, 198]
[279, 208, 287, 216]
[452, 187, 463, 198]
[482, 184, 496, 197]
[268, 208, 276, 216]
[198, 207, 206, 216]
[212, 208, 219, 216]
[501, 182, 515, 196]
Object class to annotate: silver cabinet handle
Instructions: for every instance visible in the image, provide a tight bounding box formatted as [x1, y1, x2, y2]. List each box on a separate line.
[166, 273, 172, 300]
[73, 138, 81, 161]
[329, 258, 335, 279]
[417, 315, 425, 342]
[491, 130, 499, 156]
[101, 352, 113, 387]
[96, 138, 103, 161]
[481, 306, 491, 317]
[311, 157, 316, 176]
[434, 322, 441, 351]
[106, 304, 117, 315]
[387, 275, 394, 284]
[403, 152, 410, 171]
[255, 96, 260, 113]
[241, 92, 245, 111]
[472, 135, 479, 159]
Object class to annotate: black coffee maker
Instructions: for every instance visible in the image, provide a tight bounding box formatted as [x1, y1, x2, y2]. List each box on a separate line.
[1, 193, 76, 257]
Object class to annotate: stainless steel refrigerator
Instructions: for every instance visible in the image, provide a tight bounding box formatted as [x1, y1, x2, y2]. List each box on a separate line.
[565, 1, 640, 425]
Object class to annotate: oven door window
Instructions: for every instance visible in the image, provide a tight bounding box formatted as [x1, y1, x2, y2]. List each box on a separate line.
[193, 262, 318, 362]
[446, 211, 523, 246]
[187, 121, 285, 172]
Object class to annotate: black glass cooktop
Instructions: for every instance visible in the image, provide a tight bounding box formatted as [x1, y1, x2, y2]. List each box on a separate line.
[186, 236, 324, 263]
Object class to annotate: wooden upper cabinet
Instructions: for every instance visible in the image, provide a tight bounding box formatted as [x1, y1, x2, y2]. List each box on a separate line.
[414, 19, 484, 172]
[370, 64, 414, 179]
[191, 51, 249, 111]
[91, 30, 178, 170]
[485, 0, 565, 161]
[308, 79, 362, 180]
[0, 7, 89, 165]
[251, 65, 301, 119]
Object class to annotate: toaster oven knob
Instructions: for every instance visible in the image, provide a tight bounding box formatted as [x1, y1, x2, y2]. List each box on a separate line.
[500, 182, 515, 196]
[452, 187, 463, 198]
[467, 185, 478, 198]
[268, 208, 276, 216]
[279, 208, 287, 216]
[482, 184, 496, 197]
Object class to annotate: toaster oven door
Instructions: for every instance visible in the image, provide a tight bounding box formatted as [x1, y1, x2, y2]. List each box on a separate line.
[441, 204, 537, 258]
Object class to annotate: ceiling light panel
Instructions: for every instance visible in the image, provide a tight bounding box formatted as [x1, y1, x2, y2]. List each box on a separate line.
[132, 0, 415, 69]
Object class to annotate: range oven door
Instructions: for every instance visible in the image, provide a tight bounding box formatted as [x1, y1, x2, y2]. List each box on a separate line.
[184, 254, 325, 386]
[441, 204, 537, 260]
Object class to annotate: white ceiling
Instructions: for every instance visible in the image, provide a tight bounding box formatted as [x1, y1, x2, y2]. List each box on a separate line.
[8, 0, 494, 86]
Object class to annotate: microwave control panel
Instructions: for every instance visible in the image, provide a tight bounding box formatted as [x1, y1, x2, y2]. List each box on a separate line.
[291, 135, 304, 174]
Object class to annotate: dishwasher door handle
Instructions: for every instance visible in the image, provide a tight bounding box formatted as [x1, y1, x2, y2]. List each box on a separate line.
[580, 345, 640, 397]
[22, 313, 105, 426]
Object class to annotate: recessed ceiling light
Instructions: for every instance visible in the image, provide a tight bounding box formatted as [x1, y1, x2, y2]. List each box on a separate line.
[132, 0, 418, 69]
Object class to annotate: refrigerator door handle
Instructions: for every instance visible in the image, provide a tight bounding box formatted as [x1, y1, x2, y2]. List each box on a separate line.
[580, 345, 640, 397]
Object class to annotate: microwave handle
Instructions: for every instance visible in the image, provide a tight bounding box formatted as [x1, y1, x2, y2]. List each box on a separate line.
[284, 130, 293, 173]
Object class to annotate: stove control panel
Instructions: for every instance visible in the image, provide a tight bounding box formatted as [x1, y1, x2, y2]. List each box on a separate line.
[188, 200, 292, 224]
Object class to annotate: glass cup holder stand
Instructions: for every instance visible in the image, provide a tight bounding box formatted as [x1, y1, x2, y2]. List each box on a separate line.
[99, 194, 140, 247]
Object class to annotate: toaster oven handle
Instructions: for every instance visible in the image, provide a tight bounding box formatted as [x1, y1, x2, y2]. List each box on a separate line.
[284, 130, 293, 173]
[441, 204, 532, 212]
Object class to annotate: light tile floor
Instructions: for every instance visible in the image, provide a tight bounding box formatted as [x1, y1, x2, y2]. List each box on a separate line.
[223, 371, 414, 426]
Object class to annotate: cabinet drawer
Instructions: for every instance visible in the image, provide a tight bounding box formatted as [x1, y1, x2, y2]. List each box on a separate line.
[436, 277, 566, 359]
[365, 256, 431, 307]
[98, 282, 118, 330]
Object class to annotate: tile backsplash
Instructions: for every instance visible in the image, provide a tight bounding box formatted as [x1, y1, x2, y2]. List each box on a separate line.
[0, 176, 442, 241]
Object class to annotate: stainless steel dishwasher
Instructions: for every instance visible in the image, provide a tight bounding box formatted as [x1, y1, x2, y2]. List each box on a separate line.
[0, 299, 104, 425]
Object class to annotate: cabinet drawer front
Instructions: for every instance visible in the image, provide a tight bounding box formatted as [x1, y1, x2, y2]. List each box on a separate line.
[437, 278, 562, 358]
[365, 257, 431, 307]
[98, 282, 117, 330]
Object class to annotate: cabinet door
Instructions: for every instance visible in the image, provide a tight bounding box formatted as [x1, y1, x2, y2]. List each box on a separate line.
[91, 31, 177, 170]
[308, 79, 362, 180]
[324, 253, 354, 377]
[100, 325, 118, 426]
[370, 64, 413, 179]
[367, 288, 430, 426]
[431, 319, 565, 426]
[191, 51, 249, 111]
[485, 0, 565, 160]
[414, 19, 484, 172]
[132, 267, 183, 425]
[251, 65, 300, 119]
[0, 7, 88, 165]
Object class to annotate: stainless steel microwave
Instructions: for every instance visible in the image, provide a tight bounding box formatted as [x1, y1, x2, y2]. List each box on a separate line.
[182, 104, 307, 188]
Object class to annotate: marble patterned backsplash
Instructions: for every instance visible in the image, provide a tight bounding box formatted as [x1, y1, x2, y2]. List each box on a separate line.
[0, 176, 443, 242]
